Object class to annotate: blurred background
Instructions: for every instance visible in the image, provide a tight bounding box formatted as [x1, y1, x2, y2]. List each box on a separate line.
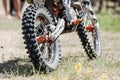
[0, 0, 28, 19]
[0, 0, 120, 80]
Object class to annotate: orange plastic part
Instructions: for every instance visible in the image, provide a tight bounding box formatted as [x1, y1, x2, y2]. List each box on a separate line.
[85, 24, 95, 32]
[54, 4, 59, 15]
[37, 35, 51, 43]
[72, 19, 82, 26]
[37, 36, 45, 43]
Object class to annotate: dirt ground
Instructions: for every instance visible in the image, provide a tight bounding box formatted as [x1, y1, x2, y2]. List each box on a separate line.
[0, 28, 120, 61]
[0, 26, 120, 79]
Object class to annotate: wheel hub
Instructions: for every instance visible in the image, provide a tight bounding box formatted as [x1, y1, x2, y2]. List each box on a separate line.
[37, 34, 51, 43]
[85, 24, 95, 32]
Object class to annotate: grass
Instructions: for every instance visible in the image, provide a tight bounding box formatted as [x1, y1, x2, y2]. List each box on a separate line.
[97, 12, 120, 32]
[0, 11, 120, 80]
[1, 55, 119, 80]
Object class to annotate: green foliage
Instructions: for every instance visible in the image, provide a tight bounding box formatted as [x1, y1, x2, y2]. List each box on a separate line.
[97, 13, 120, 32]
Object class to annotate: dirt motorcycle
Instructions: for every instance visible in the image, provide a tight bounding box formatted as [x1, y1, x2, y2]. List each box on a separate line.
[22, 0, 101, 72]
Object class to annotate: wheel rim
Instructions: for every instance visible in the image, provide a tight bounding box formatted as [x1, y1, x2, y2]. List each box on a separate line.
[85, 25, 101, 57]
[34, 13, 56, 63]
[83, 10, 101, 57]
[93, 29, 101, 57]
